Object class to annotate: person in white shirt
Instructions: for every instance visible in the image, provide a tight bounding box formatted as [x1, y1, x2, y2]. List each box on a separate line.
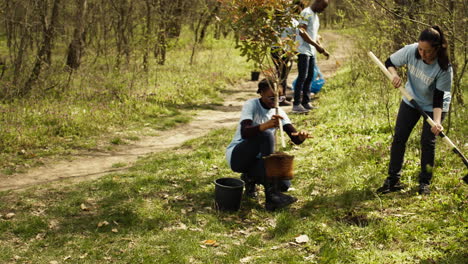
[271, 0, 304, 106]
[292, 0, 329, 113]
[226, 79, 310, 211]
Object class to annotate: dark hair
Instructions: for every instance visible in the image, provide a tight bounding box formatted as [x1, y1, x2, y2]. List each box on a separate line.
[256, 78, 276, 94]
[416, 25, 450, 70]
[293, 0, 305, 10]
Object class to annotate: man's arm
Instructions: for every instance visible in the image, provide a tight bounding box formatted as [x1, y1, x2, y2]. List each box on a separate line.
[298, 25, 329, 58]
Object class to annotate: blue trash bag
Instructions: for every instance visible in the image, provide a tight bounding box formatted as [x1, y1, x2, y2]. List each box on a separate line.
[292, 65, 325, 94]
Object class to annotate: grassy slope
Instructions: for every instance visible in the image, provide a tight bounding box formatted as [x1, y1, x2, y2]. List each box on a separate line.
[0, 34, 467, 263]
[0, 32, 250, 175]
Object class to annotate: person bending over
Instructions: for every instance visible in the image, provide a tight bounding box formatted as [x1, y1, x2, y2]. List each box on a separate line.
[377, 26, 452, 195]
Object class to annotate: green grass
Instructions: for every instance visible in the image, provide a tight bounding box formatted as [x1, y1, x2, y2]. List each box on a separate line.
[0, 29, 251, 174]
[0, 55, 466, 263]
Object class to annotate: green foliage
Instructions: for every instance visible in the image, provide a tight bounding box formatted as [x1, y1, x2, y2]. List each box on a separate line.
[0, 53, 466, 263]
[0, 30, 250, 174]
[219, 0, 298, 72]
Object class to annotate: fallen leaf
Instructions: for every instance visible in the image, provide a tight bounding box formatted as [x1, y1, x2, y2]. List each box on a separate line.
[201, 240, 219, 247]
[111, 228, 118, 233]
[295, 234, 309, 244]
[97, 221, 109, 227]
[80, 203, 89, 211]
[35, 233, 46, 240]
[49, 220, 60, 230]
[5, 213, 15, 219]
[240, 256, 254, 263]
[63, 255, 71, 260]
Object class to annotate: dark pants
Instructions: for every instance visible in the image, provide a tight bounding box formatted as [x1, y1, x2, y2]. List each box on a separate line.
[271, 49, 292, 94]
[230, 130, 290, 189]
[388, 101, 446, 184]
[294, 54, 315, 106]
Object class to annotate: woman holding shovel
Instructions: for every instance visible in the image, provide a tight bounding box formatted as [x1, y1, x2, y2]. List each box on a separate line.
[377, 26, 452, 195]
[226, 78, 310, 211]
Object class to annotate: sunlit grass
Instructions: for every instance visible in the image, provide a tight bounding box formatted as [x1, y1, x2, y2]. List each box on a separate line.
[0, 53, 466, 263]
[0, 29, 250, 174]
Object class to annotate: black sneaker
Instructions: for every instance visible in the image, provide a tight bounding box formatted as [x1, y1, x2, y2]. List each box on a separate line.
[241, 173, 258, 198]
[265, 191, 297, 211]
[418, 183, 431, 195]
[376, 179, 407, 194]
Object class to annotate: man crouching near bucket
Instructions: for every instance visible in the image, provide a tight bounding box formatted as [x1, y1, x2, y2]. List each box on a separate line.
[225, 79, 310, 211]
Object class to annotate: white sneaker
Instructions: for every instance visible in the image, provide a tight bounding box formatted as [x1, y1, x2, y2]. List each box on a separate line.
[292, 104, 309, 113]
[302, 103, 318, 110]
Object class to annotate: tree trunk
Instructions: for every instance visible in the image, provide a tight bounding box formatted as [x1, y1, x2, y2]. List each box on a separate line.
[392, 0, 409, 49]
[198, 4, 220, 44]
[22, 0, 61, 97]
[143, 0, 152, 72]
[66, 0, 88, 70]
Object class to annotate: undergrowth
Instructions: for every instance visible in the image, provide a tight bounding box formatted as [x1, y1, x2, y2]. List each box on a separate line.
[0, 47, 466, 262]
[0, 30, 250, 174]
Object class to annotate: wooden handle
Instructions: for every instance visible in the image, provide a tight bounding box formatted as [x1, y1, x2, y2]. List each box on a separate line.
[367, 51, 437, 127]
[274, 83, 286, 149]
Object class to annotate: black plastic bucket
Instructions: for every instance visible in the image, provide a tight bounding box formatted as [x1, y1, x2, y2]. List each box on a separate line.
[251, 71, 260, 81]
[214, 178, 244, 211]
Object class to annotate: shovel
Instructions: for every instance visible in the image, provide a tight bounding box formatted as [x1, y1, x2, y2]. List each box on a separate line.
[368, 51, 468, 184]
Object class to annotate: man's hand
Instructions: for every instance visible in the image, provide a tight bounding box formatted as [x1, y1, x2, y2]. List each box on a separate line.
[322, 49, 330, 60]
[291, 131, 311, 141]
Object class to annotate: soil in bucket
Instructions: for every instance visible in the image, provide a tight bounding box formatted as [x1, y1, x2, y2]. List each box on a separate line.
[214, 178, 245, 211]
[263, 152, 294, 180]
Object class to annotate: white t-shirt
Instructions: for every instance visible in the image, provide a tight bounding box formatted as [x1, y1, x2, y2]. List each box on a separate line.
[296, 7, 319, 56]
[225, 99, 291, 168]
[390, 43, 452, 112]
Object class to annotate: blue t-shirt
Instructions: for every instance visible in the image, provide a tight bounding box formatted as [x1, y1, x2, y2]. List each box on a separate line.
[225, 99, 291, 168]
[390, 43, 452, 112]
[296, 7, 319, 56]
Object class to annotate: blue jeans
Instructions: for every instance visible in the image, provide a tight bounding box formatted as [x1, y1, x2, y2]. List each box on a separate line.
[230, 130, 290, 189]
[294, 54, 315, 106]
[388, 101, 446, 184]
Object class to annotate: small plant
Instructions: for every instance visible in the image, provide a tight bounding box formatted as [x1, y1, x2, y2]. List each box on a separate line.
[219, 0, 300, 151]
[219, 0, 298, 82]
[110, 137, 125, 145]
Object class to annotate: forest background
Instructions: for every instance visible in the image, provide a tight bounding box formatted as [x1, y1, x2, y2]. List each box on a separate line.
[0, 0, 466, 263]
[0, 0, 466, 173]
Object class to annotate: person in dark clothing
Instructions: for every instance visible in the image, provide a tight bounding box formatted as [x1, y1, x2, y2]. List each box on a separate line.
[377, 26, 452, 195]
[226, 79, 310, 211]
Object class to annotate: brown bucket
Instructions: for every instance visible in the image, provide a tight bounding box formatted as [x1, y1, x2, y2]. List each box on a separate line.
[263, 152, 294, 180]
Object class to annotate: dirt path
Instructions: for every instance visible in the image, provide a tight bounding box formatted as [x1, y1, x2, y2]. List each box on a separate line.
[0, 31, 352, 191]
